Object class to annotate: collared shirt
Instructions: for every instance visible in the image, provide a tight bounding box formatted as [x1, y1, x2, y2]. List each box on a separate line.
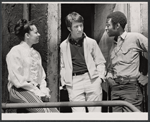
[69, 34, 88, 73]
[107, 31, 148, 78]
[6, 41, 50, 97]
[60, 33, 106, 87]
[69, 34, 85, 47]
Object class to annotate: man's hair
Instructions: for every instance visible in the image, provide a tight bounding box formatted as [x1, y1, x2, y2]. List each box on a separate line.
[65, 12, 84, 28]
[107, 11, 127, 29]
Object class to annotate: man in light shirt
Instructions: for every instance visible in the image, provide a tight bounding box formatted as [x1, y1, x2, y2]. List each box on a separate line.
[105, 11, 148, 112]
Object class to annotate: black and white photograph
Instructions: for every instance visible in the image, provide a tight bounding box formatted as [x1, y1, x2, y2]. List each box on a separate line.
[1, 1, 148, 120]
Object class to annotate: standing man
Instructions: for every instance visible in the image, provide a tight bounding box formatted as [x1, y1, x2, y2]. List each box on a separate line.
[60, 12, 106, 112]
[105, 11, 148, 112]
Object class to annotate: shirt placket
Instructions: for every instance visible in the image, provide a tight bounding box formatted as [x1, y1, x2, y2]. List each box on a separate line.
[113, 37, 124, 77]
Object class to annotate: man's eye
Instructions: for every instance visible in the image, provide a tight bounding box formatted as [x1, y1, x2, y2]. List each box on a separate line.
[80, 25, 83, 27]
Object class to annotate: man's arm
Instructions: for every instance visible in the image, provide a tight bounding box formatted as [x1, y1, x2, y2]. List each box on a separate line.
[92, 40, 106, 79]
[137, 33, 148, 86]
[60, 46, 66, 88]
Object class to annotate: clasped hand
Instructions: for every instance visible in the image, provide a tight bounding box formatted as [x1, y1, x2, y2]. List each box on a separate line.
[41, 95, 51, 102]
[138, 73, 148, 86]
[107, 77, 117, 87]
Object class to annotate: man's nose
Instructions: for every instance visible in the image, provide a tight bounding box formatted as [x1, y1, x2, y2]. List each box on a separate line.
[78, 26, 82, 31]
[105, 26, 108, 30]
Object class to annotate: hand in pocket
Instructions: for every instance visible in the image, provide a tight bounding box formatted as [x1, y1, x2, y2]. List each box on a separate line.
[107, 77, 117, 87]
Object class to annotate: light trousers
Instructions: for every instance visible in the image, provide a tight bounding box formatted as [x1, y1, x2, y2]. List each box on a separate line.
[66, 72, 102, 112]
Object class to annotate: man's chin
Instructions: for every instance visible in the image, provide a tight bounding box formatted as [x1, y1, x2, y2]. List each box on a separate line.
[78, 34, 83, 37]
[34, 40, 39, 44]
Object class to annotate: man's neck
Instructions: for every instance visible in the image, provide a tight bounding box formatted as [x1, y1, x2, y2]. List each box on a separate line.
[71, 36, 83, 42]
[119, 30, 125, 36]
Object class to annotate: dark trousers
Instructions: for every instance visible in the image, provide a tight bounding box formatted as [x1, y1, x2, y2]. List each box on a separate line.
[111, 81, 143, 112]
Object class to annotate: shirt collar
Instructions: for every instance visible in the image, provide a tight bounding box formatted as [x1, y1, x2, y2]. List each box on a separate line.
[113, 31, 127, 44]
[120, 31, 127, 40]
[68, 33, 86, 46]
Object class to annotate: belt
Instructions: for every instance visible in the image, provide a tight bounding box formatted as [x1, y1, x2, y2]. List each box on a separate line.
[114, 77, 138, 85]
[72, 70, 88, 76]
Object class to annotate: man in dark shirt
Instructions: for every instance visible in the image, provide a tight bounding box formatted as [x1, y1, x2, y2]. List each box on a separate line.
[105, 11, 148, 112]
[60, 12, 106, 112]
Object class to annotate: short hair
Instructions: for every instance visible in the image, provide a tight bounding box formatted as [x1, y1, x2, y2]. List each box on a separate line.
[107, 11, 127, 29]
[65, 12, 84, 28]
[14, 19, 33, 41]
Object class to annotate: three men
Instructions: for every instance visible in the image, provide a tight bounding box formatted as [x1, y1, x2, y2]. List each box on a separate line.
[105, 11, 148, 112]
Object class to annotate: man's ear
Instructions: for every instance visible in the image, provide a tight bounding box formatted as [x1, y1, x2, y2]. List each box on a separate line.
[67, 27, 71, 32]
[116, 23, 121, 29]
[25, 33, 30, 38]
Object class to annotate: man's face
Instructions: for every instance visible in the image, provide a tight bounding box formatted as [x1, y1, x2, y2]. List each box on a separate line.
[105, 18, 118, 37]
[68, 21, 83, 40]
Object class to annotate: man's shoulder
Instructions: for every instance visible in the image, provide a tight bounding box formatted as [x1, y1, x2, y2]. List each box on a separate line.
[60, 39, 68, 47]
[127, 32, 147, 41]
[127, 32, 145, 37]
[85, 36, 97, 43]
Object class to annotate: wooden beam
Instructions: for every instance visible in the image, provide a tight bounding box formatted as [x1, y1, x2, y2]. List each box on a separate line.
[23, 4, 29, 20]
